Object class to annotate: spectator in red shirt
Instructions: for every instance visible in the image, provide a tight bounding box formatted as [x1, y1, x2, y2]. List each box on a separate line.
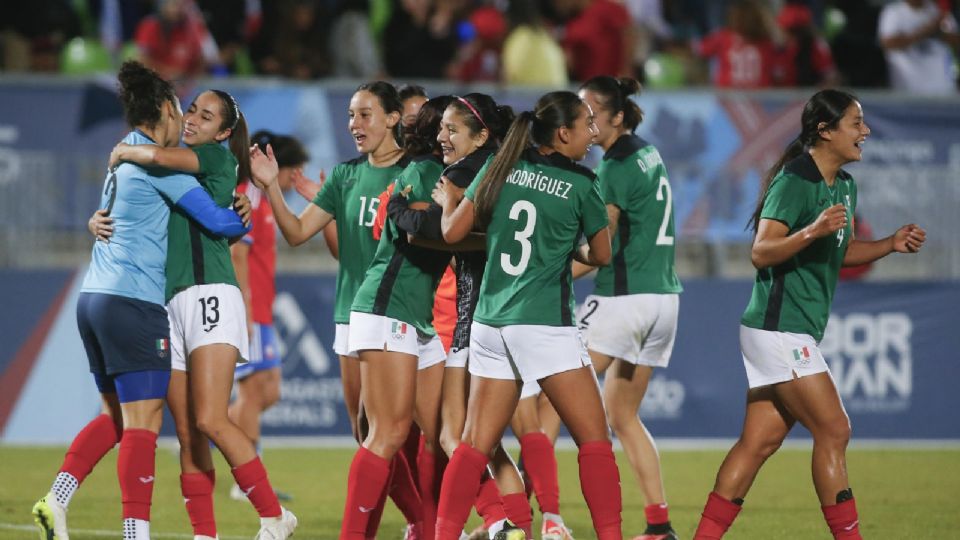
[695, 0, 783, 88]
[557, 0, 635, 82]
[777, 2, 837, 87]
[134, 0, 217, 80]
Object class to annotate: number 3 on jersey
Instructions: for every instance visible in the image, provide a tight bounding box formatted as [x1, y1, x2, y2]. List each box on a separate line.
[500, 200, 537, 276]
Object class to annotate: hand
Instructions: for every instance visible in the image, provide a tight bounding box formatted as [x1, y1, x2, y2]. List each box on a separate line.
[805, 203, 848, 239]
[249, 143, 279, 191]
[431, 180, 447, 207]
[88, 209, 114, 242]
[293, 167, 324, 201]
[108, 143, 130, 169]
[892, 223, 926, 253]
[234, 193, 252, 227]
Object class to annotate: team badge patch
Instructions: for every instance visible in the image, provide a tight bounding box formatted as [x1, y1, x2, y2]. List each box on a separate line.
[792, 346, 811, 367]
[156, 338, 169, 358]
[391, 321, 408, 341]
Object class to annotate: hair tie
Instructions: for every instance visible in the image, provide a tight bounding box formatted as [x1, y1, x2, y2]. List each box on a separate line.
[455, 96, 489, 132]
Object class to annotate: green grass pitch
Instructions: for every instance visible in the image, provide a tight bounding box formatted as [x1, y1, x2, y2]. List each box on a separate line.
[1, 446, 958, 539]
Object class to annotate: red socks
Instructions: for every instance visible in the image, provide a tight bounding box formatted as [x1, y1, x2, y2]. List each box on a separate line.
[181, 470, 216, 537]
[436, 444, 490, 540]
[232, 456, 281, 519]
[693, 492, 742, 540]
[117, 429, 157, 520]
[645, 503, 670, 526]
[474, 472, 507, 529]
[61, 414, 122, 482]
[577, 440, 622, 540]
[418, 445, 440, 540]
[501, 492, 533, 536]
[341, 446, 392, 539]
[822, 498, 862, 539]
[389, 451, 424, 526]
[519, 432, 560, 515]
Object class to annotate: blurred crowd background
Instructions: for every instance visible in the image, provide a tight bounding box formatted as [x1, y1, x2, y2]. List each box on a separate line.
[2, 0, 959, 93]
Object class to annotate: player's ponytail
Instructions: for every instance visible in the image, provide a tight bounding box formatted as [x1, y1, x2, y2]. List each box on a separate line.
[749, 89, 858, 232]
[210, 90, 249, 186]
[474, 111, 534, 230]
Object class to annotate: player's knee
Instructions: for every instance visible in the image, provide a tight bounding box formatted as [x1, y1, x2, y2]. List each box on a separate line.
[260, 382, 281, 409]
[606, 405, 638, 434]
[193, 411, 228, 439]
[815, 417, 851, 448]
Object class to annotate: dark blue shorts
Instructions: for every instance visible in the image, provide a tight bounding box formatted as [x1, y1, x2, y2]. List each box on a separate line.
[77, 292, 172, 377]
[235, 323, 282, 380]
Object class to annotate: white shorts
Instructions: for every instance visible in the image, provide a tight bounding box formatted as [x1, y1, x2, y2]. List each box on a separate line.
[348, 312, 447, 371]
[334, 323, 359, 358]
[739, 325, 829, 388]
[578, 293, 678, 367]
[168, 284, 249, 372]
[468, 322, 592, 385]
[446, 346, 469, 369]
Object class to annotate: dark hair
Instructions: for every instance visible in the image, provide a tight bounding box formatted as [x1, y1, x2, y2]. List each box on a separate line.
[251, 130, 310, 168]
[579, 76, 644, 132]
[204, 89, 250, 184]
[356, 81, 403, 143]
[474, 91, 584, 230]
[448, 93, 516, 144]
[403, 96, 454, 156]
[398, 84, 428, 102]
[749, 89, 858, 232]
[116, 60, 177, 129]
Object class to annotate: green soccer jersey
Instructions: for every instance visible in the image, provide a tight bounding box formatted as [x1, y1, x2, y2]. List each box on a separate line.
[351, 155, 449, 334]
[741, 152, 857, 342]
[466, 148, 609, 327]
[593, 135, 682, 296]
[313, 156, 409, 324]
[165, 143, 239, 301]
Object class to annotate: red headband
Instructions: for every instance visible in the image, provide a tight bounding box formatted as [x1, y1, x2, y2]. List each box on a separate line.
[455, 96, 489, 132]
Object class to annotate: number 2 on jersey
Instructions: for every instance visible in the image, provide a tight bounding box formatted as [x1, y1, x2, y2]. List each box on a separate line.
[655, 176, 674, 246]
[500, 200, 537, 276]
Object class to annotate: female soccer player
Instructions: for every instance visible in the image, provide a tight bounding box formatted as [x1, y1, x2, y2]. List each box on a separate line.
[108, 88, 297, 539]
[692, 89, 926, 540]
[228, 131, 309, 502]
[32, 61, 250, 540]
[390, 93, 549, 538]
[576, 76, 682, 540]
[434, 91, 623, 540]
[341, 95, 456, 539]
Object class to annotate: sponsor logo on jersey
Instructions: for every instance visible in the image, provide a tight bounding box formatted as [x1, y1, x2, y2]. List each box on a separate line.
[821, 312, 912, 413]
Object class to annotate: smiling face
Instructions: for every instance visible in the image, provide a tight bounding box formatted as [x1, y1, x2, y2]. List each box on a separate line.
[348, 90, 398, 155]
[558, 102, 598, 161]
[822, 101, 870, 163]
[578, 88, 621, 151]
[182, 91, 232, 147]
[437, 106, 487, 165]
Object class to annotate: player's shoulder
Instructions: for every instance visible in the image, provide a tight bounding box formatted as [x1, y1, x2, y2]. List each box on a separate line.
[603, 134, 651, 162]
[523, 148, 596, 182]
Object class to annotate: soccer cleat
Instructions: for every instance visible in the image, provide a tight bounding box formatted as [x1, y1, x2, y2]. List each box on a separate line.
[542, 517, 574, 540]
[231, 483, 293, 502]
[492, 521, 526, 540]
[403, 522, 423, 540]
[631, 528, 679, 540]
[254, 507, 298, 540]
[33, 493, 69, 540]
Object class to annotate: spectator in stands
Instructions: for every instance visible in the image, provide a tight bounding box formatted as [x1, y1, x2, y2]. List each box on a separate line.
[134, 0, 219, 80]
[827, 0, 888, 88]
[196, 0, 262, 74]
[329, 0, 384, 78]
[449, 3, 507, 82]
[502, 0, 569, 86]
[778, 1, 837, 87]
[251, 0, 332, 79]
[879, 0, 960, 95]
[383, 0, 459, 78]
[556, 0, 635, 82]
[3, 0, 80, 72]
[695, 0, 783, 88]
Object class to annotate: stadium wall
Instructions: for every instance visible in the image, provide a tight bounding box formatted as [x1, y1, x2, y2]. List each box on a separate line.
[2, 270, 957, 444]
